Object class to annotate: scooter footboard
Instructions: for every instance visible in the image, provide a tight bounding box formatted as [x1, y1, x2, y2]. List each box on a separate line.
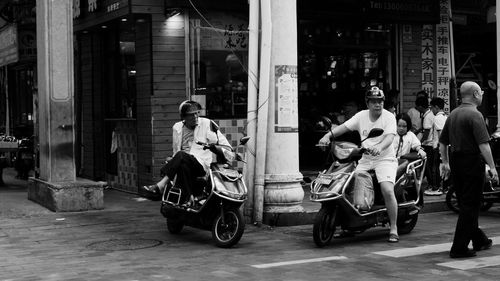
[335, 199, 378, 230]
[161, 203, 185, 220]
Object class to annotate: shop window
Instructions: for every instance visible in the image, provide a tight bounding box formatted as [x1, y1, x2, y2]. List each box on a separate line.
[189, 11, 248, 119]
[101, 19, 136, 119]
[298, 22, 393, 115]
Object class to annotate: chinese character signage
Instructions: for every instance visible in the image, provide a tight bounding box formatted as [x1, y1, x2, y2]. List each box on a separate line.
[73, 0, 129, 30]
[421, 24, 434, 96]
[195, 12, 248, 51]
[435, 0, 451, 113]
[275, 65, 298, 133]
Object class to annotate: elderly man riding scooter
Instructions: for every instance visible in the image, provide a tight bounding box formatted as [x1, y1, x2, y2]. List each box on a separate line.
[142, 100, 231, 206]
[319, 86, 399, 243]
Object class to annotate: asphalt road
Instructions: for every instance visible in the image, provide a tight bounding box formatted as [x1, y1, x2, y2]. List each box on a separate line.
[1, 187, 500, 281]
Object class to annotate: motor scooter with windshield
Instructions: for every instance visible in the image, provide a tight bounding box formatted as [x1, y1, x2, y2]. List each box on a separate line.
[310, 117, 427, 247]
[160, 121, 250, 248]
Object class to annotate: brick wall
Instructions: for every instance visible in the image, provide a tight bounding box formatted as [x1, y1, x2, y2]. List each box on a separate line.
[401, 24, 425, 113]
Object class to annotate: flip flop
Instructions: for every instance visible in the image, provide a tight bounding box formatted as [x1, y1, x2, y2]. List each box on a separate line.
[388, 233, 399, 243]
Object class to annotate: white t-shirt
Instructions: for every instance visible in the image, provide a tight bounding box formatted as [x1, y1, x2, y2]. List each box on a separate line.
[392, 131, 421, 158]
[429, 111, 447, 148]
[420, 109, 435, 145]
[344, 109, 397, 160]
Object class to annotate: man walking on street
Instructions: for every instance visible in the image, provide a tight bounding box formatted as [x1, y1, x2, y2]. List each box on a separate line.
[439, 81, 499, 258]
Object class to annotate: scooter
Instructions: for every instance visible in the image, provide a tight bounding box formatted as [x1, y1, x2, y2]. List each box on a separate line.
[445, 132, 500, 213]
[310, 118, 427, 247]
[160, 126, 250, 248]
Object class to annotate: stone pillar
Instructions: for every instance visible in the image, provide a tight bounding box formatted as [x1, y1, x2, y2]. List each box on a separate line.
[262, 0, 304, 224]
[28, 0, 104, 211]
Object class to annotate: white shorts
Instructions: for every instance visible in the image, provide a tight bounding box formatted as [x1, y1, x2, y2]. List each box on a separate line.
[355, 157, 398, 184]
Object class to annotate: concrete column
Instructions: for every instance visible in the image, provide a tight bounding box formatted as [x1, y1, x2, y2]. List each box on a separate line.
[28, 0, 104, 211]
[262, 0, 304, 224]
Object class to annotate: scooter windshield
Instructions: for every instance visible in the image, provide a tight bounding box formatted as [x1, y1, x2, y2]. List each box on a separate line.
[333, 141, 358, 160]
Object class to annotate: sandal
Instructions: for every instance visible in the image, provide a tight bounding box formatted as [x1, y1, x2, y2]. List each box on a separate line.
[142, 184, 160, 195]
[388, 233, 399, 243]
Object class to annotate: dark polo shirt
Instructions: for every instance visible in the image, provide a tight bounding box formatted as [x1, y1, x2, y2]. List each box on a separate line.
[439, 103, 490, 154]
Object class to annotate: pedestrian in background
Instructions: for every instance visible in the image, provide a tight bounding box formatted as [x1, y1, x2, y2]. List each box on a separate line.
[439, 81, 498, 259]
[424, 97, 447, 196]
[406, 90, 428, 139]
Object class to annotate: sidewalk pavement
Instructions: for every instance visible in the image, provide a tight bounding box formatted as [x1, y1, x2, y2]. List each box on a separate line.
[0, 168, 448, 225]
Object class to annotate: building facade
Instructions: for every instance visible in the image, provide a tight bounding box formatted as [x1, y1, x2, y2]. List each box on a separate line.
[0, 0, 497, 214]
[69, 0, 498, 193]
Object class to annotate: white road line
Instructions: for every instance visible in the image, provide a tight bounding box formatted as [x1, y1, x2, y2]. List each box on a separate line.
[373, 236, 500, 258]
[251, 256, 348, 269]
[437, 255, 500, 270]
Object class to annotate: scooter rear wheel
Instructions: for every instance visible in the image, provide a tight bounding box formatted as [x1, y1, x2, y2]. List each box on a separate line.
[166, 219, 184, 234]
[313, 205, 337, 247]
[212, 208, 245, 248]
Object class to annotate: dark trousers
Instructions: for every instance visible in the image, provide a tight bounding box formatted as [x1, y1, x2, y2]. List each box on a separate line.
[423, 146, 440, 188]
[160, 151, 206, 199]
[450, 152, 489, 253]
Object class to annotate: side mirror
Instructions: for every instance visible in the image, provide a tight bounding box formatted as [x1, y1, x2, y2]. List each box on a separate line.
[366, 128, 384, 139]
[210, 120, 220, 133]
[239, 136, 250, 145]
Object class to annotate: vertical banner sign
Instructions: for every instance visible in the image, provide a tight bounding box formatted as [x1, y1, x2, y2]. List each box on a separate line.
[435, 0, 452, 113]
[275, 65, 298, 133]
[421, 24, 434, 96]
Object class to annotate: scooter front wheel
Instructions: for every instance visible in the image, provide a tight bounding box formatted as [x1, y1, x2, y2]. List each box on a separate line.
[212, 208, 245, 248]
[397, 214, 418, 234]
[313, 205, 337, 247]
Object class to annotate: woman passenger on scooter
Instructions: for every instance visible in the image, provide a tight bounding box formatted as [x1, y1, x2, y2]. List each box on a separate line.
[319, 86, 400, 243]
[393, 113, 426, 160]
[142, 100, 231, 207]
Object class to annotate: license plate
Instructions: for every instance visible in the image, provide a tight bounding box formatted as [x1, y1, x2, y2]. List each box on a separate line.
[21, 154, 33, 159]
[316, 173, 334, 185]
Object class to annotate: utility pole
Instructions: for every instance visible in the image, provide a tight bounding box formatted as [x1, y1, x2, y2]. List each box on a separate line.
[495, 1, 500, 136]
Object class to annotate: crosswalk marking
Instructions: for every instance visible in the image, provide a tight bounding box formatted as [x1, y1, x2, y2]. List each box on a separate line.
[251, 256, 348, 269]
[437, 255, 500, 270]
[373, 242, 451, 257]
[373, 236, 500, 258]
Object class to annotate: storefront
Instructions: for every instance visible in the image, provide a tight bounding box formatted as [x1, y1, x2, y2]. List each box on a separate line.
[296, 0, 440, 169]
[73, 0, 497, 192]
[73, 0, 249, 192]
[0, 22, 36, 140]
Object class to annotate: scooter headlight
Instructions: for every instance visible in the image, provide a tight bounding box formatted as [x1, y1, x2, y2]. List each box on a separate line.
[223, 149, 236, 162]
